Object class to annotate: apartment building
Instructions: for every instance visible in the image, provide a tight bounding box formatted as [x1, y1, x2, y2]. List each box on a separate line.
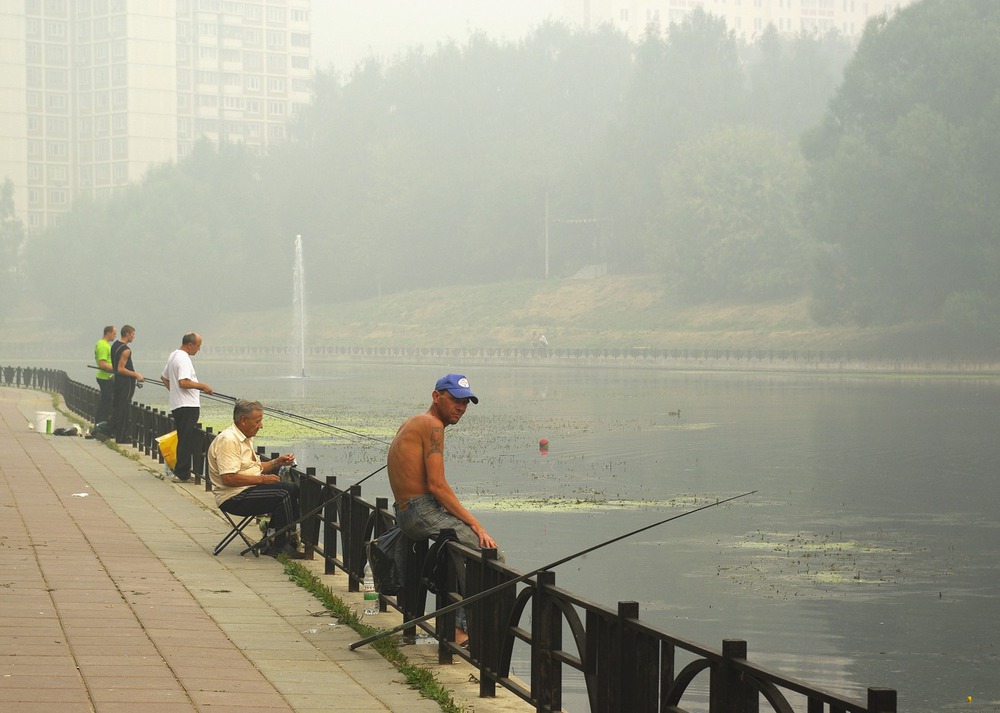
[0, 0, 311, 233]
[574, 0, 916, 42]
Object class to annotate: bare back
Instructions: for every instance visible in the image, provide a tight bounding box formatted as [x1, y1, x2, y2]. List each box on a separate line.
[386, 410, 443, 504]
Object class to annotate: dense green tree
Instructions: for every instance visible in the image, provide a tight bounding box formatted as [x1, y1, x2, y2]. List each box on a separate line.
[803, 0, 1000, 325]
[599, 10, 746, 270]
[649, 126, 810, 300]
[744, 27, 854, 137]
[15, 19, 862, 332]
[26, 142, 285, 333]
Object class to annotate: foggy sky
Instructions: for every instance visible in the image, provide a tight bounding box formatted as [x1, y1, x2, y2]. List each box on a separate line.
[311, 0, 568, 71]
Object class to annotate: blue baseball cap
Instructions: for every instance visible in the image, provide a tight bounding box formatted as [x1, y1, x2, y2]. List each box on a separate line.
[435, 374, 479, 404]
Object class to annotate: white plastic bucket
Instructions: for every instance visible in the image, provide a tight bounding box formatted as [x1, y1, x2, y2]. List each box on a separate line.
[35, 411, 56, 434]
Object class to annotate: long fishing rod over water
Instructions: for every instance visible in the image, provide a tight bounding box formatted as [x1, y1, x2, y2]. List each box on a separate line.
[87, 364, 388, 444]
[349, 490, 757, 650]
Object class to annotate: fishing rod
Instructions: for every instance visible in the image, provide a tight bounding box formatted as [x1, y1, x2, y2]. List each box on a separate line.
[87, 364, 386, 443]
[241, 463, 388, 556]
[349, 490, 757, 651]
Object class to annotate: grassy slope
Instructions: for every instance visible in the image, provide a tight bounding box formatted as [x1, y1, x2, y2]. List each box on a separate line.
[210, 275, 923, 353]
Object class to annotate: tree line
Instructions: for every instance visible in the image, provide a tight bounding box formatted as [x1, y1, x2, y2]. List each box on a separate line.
[5, 1, 998, 342]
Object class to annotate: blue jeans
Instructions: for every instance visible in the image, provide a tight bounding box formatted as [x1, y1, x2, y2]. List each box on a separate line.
[395, 494, 477, 632]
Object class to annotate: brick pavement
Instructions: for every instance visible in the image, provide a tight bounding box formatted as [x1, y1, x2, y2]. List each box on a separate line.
[0, 386, 525, 713]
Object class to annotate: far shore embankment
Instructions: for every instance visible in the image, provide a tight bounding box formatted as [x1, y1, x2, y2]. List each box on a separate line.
[191, 344, 1000, 376]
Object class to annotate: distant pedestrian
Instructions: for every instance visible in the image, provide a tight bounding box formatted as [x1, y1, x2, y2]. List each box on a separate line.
[160, 333, 212, 482]
[93, 325, 116, 426]
[110, 325, 144, 444]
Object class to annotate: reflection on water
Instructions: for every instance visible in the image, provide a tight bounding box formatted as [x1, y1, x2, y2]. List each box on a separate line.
[43, 359, 1000, 711]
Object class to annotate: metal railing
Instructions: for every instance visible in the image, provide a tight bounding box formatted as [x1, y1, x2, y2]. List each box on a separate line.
[3, 366, 898, 713]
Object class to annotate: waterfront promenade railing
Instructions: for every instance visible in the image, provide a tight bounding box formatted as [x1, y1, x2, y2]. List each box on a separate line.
[3, 366, 898, 713]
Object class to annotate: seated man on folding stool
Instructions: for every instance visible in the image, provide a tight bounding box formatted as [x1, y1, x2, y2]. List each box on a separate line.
[207, 399, 305, 559]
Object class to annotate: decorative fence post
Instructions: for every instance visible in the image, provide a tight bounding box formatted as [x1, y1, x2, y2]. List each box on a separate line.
[531, 570, 562, 712]
[868, 688, 897, 713]
[323, 476, 338, 575]
[711, 639, 758, 713]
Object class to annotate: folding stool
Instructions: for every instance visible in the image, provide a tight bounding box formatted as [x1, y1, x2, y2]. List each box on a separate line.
[213, 511, 260, 557]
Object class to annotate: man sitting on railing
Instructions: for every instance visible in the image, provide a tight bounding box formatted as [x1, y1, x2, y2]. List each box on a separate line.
[386, 374, 499, 646]
[207, 399, 305, 559]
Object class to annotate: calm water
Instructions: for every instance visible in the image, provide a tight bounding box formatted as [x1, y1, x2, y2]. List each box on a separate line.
[54, 360, 1000, 710]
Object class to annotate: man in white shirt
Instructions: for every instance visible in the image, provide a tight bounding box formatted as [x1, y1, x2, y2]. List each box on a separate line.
[161, 332, 213, 482]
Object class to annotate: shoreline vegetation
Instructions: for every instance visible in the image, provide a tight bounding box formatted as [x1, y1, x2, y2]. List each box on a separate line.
[4, 276, 999, 372]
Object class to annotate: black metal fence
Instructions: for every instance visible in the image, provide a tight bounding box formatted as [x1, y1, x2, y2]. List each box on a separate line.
[3, 366, 898, 713]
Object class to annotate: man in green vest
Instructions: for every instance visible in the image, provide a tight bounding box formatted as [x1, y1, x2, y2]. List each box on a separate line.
[94, 324, 116, 427]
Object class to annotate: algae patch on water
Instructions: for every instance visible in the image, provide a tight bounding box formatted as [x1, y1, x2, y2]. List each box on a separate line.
[720, 528, 928, 599]
[468, 494, 712, 513]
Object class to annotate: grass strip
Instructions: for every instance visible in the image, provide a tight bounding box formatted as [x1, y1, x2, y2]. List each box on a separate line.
[281, 558, 465, 713]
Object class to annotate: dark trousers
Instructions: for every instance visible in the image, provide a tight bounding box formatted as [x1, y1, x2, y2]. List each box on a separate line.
[95, 378, 114, 424]
[171, 406, 200, 480]
[220, 482, 300, 548]
[111, 379, 135, 443]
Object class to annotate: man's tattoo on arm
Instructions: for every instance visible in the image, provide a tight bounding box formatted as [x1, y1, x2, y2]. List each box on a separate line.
[428, 427, 444, 456]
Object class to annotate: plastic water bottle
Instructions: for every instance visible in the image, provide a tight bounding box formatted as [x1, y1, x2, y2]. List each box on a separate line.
[363, 563, 378, 616]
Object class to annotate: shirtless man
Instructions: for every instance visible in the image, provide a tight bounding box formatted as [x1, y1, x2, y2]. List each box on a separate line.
[387, 373, 498, 643]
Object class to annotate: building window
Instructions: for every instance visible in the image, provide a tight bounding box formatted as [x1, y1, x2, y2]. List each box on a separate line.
[45, 20, 66, 39]
[46, 44, 68, 65]
[266, 30, 286, 50]
[48, 166, 69, 184]
[267, 53, 285, 72]
[268, 77, 285, 93]
[47, 117, 69, 136]
[47, 141, 69, 159]
[269, 101, 285, 115]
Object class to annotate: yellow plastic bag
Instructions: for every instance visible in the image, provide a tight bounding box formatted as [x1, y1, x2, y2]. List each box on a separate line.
[156, 430, 178, 470]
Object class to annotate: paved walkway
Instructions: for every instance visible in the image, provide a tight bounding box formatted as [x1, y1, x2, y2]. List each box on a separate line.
[0, 386, 525, 713]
